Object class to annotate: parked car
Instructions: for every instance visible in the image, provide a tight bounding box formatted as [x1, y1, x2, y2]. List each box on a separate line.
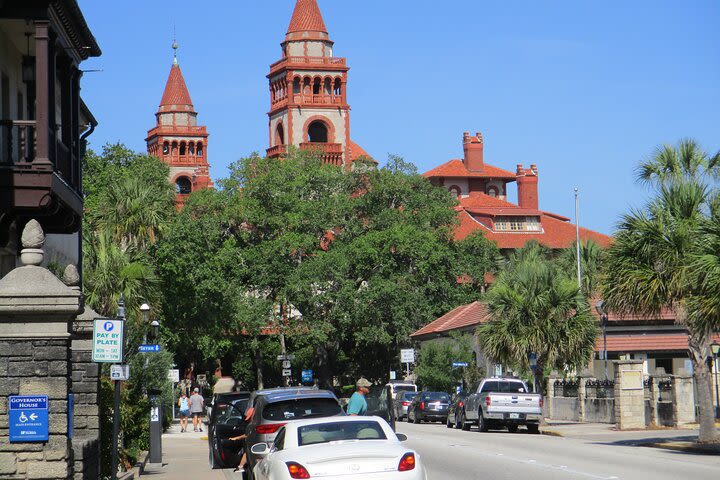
[250, 416, 426, 480]
[244, 388, 344, 479]
[463, 377, 542, 433]
[208, 391, 251, 469]
[394, 391, 418, 421]
[446, 390, 471, 430]
[407, 391, 450, 423]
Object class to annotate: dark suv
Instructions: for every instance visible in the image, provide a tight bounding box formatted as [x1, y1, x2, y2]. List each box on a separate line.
[244, 388, 343, 478]
[408, 391, 451, 423]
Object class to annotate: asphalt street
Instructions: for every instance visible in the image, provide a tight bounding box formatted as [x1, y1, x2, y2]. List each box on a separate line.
[396, 421, 719, 480]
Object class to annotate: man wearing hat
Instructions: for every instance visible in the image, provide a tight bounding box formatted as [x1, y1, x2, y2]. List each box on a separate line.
[347, 378, 371, 415]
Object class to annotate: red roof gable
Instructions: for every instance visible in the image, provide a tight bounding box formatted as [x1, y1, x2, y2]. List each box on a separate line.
[411, 301, 490, 338]
[597, 333, 720, 353]
[287, 0, 328, 34]
[423, 159, 516, 180]
[159, 64, 194, 113]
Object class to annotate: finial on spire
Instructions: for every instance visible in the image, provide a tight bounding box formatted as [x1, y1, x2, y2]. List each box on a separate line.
[172, 26, 178, 65]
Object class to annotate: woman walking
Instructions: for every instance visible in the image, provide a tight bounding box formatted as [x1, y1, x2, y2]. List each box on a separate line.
[178, 391, 190, 433]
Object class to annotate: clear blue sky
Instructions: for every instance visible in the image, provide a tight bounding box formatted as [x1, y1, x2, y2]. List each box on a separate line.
[77, 0, 719, 235]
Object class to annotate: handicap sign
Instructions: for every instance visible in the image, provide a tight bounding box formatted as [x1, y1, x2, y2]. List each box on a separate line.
[301, 369, 313, 383]
[138, 344, 161, 353]
[92, 318, 124, 363]
[9, 395, 49, 442]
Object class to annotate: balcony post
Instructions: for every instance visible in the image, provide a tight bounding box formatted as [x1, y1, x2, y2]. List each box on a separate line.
[33, 21, 52, 168]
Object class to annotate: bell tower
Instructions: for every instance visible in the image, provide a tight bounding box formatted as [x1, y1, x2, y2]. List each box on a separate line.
[266, 0, 353, 168]
[146, 42, 212, 204]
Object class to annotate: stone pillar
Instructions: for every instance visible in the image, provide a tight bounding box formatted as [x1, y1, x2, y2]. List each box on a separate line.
[63, 265, 101, 480]
[648, 372, 665, 427]
[0, 220, 82, 479]
[577, 372, 594, 423]
[672, 374, 696, 426]
[613, 360, 645, 430]
[546, 373, 559, 420]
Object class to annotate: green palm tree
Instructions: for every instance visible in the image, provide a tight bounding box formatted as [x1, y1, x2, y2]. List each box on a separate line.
[477, 244, 598, 392]
[603, 139, 720, 443]
[560, 240, 604, 297]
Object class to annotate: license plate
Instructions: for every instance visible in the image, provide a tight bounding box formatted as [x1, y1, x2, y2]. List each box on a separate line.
[509, 413, 520, 419]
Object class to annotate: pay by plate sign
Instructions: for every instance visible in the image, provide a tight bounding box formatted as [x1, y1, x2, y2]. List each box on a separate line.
[92, 318, 124, 363]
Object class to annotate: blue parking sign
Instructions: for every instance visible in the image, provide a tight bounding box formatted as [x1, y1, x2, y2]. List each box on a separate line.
[301, 370, 313, 383]
[9, 395, 49, 442]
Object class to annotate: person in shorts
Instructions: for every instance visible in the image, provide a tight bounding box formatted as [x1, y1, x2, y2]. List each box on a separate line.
[189, 387, 205, 432]
[177, 392, 190, 432]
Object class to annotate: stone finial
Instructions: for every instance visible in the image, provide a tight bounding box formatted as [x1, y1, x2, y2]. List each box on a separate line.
[21, 219, 45, 249]
[63, 264, 81, 287]
[20, 219, 45, 266]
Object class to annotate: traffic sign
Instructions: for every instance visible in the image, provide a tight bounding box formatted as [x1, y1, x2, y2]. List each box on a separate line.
[168, 369, 180, 383]
[452, 362, 469, 368]
[282, 360, 291, 369]
[139, 344, 161, 353]
[400, 348, 415, 363]
[301, 370, 313, 383]
[110, 364, 130, 381]
[9, 395, 49, 442]
[277, 354, 295, 361]
[92, 318, 124, 363]
[150, 407, 160, 423]
[282, 369, 292, 377]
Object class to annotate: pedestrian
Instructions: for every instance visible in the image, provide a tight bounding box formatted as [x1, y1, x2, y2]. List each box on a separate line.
[189, 387, 205, 432]
[177, 391, 190, 433]
[347, 377, 371, 415]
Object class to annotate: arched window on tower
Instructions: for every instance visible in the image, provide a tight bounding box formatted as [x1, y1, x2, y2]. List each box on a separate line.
[188, 142, 195, 156]
[162, 141, 169, 155]
[313, 77, 321, 95]
[293, 78, 301, 94]
[487, 185, 499, 198]
[308, 121, 328, 143]
[334, 78, 342, 96]
[171, 141, 178, 157]
[303, 77, 311, 94]
[324, 78, 332, 95]
[196, 143, 203, 156]
[180, 142, 186, 156]
[176, 176, 192, 195]
[276, 123, 285, 146]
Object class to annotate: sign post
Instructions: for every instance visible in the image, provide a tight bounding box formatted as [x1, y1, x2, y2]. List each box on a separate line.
[400, 348, 415, 379]
[8, 395, 49, 442]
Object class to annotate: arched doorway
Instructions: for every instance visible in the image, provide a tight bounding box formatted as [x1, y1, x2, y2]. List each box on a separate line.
[308, 121, 328, 143]
[175, 176, 192, 195]
[276, 123, 285, 145]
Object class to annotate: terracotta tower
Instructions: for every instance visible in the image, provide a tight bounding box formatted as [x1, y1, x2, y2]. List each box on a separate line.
[146, 42, 212, 204]
[266, 0, 355, 168]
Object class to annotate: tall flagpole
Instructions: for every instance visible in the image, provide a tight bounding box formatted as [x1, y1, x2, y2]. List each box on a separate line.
[574, 188, 582, 290]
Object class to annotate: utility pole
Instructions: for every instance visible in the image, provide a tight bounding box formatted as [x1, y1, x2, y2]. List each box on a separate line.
[111, 295, 125, 480]
[574, 188, 582, 290]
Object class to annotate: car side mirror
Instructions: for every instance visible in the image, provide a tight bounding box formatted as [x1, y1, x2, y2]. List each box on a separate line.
[250, 443, 270, 456]
[396, 433, 408, 442]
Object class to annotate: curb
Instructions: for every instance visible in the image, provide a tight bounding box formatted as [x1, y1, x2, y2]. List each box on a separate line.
[644, 442, 720, 455]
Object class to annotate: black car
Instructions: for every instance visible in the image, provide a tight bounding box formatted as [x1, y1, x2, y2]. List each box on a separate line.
[446, 391, 471, 430]
[407, 391, 451, 423]
[208, 392, 251, 469]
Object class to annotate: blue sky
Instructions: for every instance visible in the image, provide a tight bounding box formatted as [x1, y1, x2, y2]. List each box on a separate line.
[77, 0, 719, 235]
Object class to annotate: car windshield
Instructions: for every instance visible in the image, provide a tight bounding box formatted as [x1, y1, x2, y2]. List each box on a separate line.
[216, 399, 248, 426]
[263, 397, 342, 421]
[393, 385, 416, 393]
[423, 392, 450, 402]
[402, 392, 418, 401]
[298, 421, 387, 446]
[480, 381, 527, 393]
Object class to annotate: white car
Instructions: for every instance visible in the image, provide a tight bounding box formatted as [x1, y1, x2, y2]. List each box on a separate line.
[250, 416, 426, 480]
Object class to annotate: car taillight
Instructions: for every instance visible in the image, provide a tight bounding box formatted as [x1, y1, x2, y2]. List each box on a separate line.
[458, 401, 464, 407]
[485, 397, 491, 407]
[402, 401, 410, 406]
[398, 453, 416, 472]
[539, 397, 543, 408]
[220, 450, 225, 461]
[286, 462, 311, 479]
[419, 402, 424, 410]
[255, 423, 286, 435]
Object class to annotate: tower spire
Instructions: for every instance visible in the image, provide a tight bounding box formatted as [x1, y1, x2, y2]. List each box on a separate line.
[286, 0, 329, 41]
[172, 28, 178, 65]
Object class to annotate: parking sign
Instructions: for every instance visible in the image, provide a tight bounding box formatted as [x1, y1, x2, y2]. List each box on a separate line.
[92, 319, 124, 363]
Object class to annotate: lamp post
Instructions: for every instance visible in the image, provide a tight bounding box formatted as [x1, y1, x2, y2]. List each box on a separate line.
[595, 300, 609, 380]
[140, 303, 150, 344]
[528, 352, 538, 393]
[711, 342, 720, 419]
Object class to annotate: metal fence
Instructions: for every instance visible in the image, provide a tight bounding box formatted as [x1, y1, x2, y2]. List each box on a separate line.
[553, 379, 580, 398]
[585, 379, 615, 399]
[658, 379, 674, 403]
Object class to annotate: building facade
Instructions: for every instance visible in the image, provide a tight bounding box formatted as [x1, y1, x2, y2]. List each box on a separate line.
[266, 0, 371, 168]
[146, 44, 212, 205]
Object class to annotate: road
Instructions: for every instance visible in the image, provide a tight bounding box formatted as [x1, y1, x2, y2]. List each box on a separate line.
[397, 421, 719, 480]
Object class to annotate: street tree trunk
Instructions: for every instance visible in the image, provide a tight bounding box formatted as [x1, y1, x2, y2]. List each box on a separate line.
[688, 330, 719, 443]
[255, 343, 264, 390]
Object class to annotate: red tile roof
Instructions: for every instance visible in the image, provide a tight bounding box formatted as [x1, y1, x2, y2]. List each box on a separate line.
[350, 140, 376, 164]
[411, 301, 490, 338]
[423, 159, 516, 180]
[596, 333, 720, 352]
[459, 192, 519, 209]
[159, 64, 194, 112]
[287, 0, 328, 34]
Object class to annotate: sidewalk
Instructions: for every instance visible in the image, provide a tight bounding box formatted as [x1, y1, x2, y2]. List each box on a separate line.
[142, 423, 242, 478]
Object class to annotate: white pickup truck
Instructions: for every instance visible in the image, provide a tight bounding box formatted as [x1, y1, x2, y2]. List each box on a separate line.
[463, 377, 542, 433]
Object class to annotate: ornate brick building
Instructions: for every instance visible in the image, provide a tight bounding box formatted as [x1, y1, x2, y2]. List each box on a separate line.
[146, 43, 212, 204]
[266, 0, 371, 168]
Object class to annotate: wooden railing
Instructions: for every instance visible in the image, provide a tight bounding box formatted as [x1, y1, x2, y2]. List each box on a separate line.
[300, 142, 343, 166]
[270, 56, 347, 71]
[0, 120, 36, 164]
[291, 94, 342, 106]
[267, 145, 288, 158]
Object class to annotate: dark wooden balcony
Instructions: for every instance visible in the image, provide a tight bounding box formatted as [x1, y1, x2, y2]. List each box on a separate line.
[300, 142, 343, 166]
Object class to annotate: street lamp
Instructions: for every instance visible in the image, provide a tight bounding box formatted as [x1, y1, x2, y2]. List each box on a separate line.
[711, 342, 720, 419]
[140, 303, 150, 344]
[528, 352, 538, 393]
[595, 300, 609, 380]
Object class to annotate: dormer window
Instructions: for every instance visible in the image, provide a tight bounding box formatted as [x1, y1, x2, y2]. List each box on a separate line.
[494, 216, 541, 232]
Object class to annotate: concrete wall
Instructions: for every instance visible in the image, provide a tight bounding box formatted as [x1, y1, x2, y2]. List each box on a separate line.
[583, 398, 615, 423]
[551, 398, 579, 422]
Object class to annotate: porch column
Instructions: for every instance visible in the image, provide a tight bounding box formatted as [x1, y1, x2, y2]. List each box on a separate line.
[33, 21, 51, 168]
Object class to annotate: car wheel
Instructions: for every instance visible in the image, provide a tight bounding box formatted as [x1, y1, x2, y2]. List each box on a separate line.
[507, 424, 518, 433]
[527, 423, 540, 434]
[477, 412, 488, 432]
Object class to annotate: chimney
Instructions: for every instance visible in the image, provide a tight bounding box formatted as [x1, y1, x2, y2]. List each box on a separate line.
[463, 131, 484, 172]
[516, 163, 539, 210]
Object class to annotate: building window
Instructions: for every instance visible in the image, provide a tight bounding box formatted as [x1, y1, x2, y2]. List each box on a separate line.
[163, 142, 169, 155]
[494, 216, 541, 232]
[448, 185, 461, 199]
[175, 176, 192, 195]
[293, 78, 301, 94]
[197, 143, 203, 156]
[276, 123, 285, 145]
[308, 121, 328, 143]
[188, 143, 195, 155]
[487, 185, 499, 198]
